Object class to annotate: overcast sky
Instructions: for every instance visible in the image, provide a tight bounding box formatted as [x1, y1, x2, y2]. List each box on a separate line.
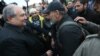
[0, 0, 52, 7]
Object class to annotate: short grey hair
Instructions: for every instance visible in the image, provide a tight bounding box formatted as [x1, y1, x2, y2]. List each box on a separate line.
[3, 4, 17, 21]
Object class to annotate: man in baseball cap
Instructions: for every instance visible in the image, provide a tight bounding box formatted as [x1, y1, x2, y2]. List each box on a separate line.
[44, 1, 83, 56]
[43, 1, 65, 14]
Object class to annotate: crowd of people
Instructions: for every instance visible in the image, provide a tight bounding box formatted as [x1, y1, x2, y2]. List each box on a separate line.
[0, 0, 100, 56]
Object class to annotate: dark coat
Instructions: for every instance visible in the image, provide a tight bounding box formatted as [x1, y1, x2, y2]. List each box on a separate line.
[78, 9, 100, 25]
[0, 23, 46, 56]
[56, 14, 83, 56]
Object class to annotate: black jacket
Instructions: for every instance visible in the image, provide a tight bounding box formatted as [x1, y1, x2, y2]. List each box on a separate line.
[56, 14, 83, 56]
[78, 9, 100, 25]
[0, 23, 46, 56]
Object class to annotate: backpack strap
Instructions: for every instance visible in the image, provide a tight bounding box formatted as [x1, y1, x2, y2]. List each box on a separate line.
[58, 21, 79, 31]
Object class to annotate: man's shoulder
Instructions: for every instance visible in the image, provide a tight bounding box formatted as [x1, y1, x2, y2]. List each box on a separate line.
[0, 27, 9, 34]
[0, 27, 15, 34]
[0, 27, 22, 40]
[84, 34, 100, 44]
[81, 34, 100, 46]
[60, 21, 81, 30]
[86, 34, 98, 39]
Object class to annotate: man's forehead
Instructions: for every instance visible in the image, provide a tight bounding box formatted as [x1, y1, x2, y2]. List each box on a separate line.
[15, 8, 25, 14]
[75, 1, 83, 6]
[75, 1, 81, 4]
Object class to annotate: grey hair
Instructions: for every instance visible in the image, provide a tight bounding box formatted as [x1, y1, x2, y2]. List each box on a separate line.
[3, 4, 17, 21]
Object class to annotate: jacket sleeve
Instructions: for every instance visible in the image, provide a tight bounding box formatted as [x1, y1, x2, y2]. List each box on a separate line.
[59, 25, 82, 56]
[82, 21, 100, 34]
[0, 38, 30, 56]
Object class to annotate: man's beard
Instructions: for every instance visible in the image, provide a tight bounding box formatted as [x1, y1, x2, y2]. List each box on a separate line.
[50, 18, 57, 25]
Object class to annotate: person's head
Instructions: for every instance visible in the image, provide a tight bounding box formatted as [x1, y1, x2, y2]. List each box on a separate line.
[94, 0, 100, 13]
[29, 8, 38, 17]
[44, 1, 65, 23]
[74, 0, 88, 13]
[67, 2, 74, 9]
[3, 4, 27, 27]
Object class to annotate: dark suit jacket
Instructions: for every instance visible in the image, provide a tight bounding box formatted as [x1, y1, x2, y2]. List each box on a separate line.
[0, 23, 46, 56]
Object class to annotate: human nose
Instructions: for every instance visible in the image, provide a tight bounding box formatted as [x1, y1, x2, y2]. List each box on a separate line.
[24, 14, 28, 20]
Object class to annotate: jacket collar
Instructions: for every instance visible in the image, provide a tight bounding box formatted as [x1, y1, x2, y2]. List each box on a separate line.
[4, 23, 24, 33]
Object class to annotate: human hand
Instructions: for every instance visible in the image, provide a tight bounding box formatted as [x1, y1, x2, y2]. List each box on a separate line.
[74, 16, 88, 24]
[46, 50, 53, 56]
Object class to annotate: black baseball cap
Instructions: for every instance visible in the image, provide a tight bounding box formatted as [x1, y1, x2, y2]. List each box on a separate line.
[43, 1, 65, 14]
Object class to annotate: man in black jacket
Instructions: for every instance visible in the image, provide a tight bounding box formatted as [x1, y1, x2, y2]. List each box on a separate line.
[44, 1, 83, 56]
[74, 0, 100, 25]
[0, 4, 52, 56]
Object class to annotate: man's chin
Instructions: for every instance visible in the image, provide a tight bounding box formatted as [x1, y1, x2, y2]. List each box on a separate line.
[23, 23, 26, 26]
